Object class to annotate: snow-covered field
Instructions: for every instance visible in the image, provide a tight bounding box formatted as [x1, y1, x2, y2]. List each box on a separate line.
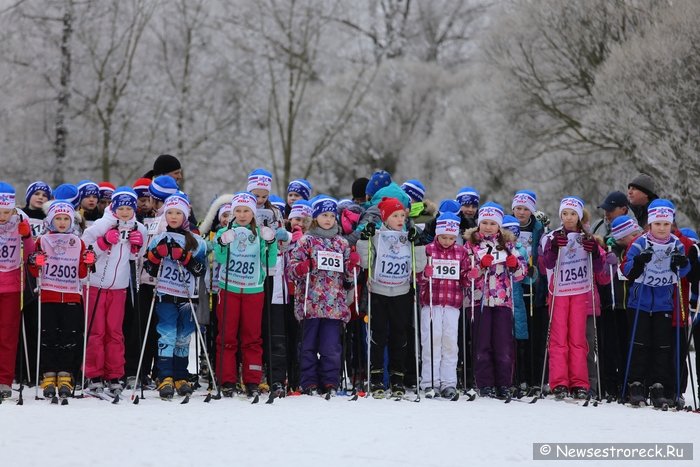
[1, 383, 697, 467]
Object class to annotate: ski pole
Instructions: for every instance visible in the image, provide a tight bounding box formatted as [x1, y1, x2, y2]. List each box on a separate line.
[34, 257, 44, 400]
[176, 260, 219, 400]
[218, 220, 234, 396]
[131, 262, 163, 404]
[79, 255, 92, 397]
[18, 239, 27, 405]
[539, 247, 562, 397]
[589, 253, 602, 400]
[365, 235, 373, 397]
[686, 300, 698, 410]
[427, 253, 435, 393]
[410, 241, 421, 401]
[675, 269, 683, 406]
[264, 231, 273, 391]
[465, 251, 475, 393]
[472, 245, 492, 391]
[621, 276, 645, 402]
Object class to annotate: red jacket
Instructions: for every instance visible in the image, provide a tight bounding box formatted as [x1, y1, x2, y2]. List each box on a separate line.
[418, 241, 470, 309]
[672, 228, 693, 327]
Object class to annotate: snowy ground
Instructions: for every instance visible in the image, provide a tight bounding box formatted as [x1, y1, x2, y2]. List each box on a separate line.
[2, 383, 697, 467]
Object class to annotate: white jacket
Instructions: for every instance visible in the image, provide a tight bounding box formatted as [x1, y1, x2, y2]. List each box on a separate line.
[81, 212, 148, 290]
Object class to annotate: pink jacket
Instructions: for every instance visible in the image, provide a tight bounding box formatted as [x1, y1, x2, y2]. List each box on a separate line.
[0, 211, 36, 294]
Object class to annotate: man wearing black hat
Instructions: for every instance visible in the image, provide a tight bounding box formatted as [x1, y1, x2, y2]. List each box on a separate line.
[592, 191, 630, 239]
[627, 173, 658, 227]
[145, 154, 183, 182]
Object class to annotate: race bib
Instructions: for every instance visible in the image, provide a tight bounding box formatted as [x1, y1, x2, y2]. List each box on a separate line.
[317, 250, 343, 272]
[374, 230, 411, 287]
[634, 241, 677, 287]
[477, 246, 507, 264]
[553, 232, 591, 296]
[140, 217, 162, 286]
[41, 234, 82, 294]
[117, 220, 136, 244]
[256, 208, 278, 228]
[220, 227, 261, 289]
[0, 217, 21, 272]
[29, 218, 46, 238]
[432, 259, 459, 280]
[155, 232, 196, 298]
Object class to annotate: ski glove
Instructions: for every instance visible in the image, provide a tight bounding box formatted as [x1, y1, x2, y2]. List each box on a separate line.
[83, 249, 96, 266]
[554, 233, 569, 249]
[218, 229, 236, 246]
[360, 223, 375, 240]
[634, 248, 654, 266]
[605, 252, 618, 266]
[169, 241, 188, 262]
[407, 226, 419, 243]
[480, 254, 494, 268]
[148, 238, 170, 263]
[467, 267, 480, 280]
[505, 254, 518, 269]
[291, 226, 303, 243]
[18, 220, 31, 238]
[606, 237, 617, 249]
[275, 228, 290, 242]
[185, 257, 205, 277]
[423, 265, 433, 279]
[670, 252, 688, 272]
[29, 252, 47, 267]
[347, 251, 361, 271]
[294, 259, 311, 276]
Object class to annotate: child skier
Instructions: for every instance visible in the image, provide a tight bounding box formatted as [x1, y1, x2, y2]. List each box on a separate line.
[81, 187, 147, 395]
[213, 191, 280, 398]
[0, 182, 35, 399]
[77, 180, 102, 227]
[622, 199, 690, 407]
[29, 199, 93, 399]
[287, 196, 357, 396]
[144, 192, 207, 399]
[417, 212, 470, 399]
[23, 181, 52, 238]
[358, 196, 426, 398]
[464, 202, 526, 399]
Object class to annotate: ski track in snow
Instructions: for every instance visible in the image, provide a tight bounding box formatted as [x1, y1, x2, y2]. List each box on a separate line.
[1, 389, 697, 467]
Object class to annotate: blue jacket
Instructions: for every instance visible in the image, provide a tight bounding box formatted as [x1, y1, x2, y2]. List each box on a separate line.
[623, 234, 690, 312]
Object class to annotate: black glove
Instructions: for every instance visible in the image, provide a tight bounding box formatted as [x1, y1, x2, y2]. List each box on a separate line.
[634, 248, 653, 266]
[185, 257, 206, 277]
[407, 226, 419, 243]
[143, 260, 160, 278]
[360, 223, 376, 240]
[670, 252, 688, 272]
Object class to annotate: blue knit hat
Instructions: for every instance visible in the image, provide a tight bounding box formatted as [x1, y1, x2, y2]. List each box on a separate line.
[438, 199, 460, 215]
[611, 215, 641, 241]
[25, 181, 52, 207]
[111, 186, 138, 212]
[647, 199, 675, 224]
[0, 182, 16, 210]
[269, 194, 285, 213]
[287, 179, 312, 200]
[365, 170, 392, 197]
[53, 183, 80, 208]
[502, 214, 520, 237]
[401, 179, 425, 202]
[149, 175, 179, 202]
[456, 187, 480, 206]
[311, 195, 338, 218]
[77, 180, 100, 201]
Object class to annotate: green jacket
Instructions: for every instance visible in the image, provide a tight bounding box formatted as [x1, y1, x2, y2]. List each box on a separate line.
[213, 224, 277, 294]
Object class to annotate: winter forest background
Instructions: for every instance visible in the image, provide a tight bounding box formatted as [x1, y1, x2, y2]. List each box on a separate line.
[0, 0, 698, 224]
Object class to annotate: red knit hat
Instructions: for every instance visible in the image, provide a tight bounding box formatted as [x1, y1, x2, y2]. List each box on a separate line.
[132, 178, 151, 198]
[378, 197, 404, 222]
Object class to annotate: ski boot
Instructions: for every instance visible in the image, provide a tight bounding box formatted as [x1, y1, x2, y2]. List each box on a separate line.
[301, 385, 318, 396]
[424, 387, 438, 399]
[158, 377, 175, 399]
[496, 386, 511, 401]
[441, 386, 458, 400]
[627, 381, 646, 406]
[479, 386, 495, 398]
[270, 382, 286, 398]
[87, 377, 104, 393]
[41, 372, 57, 398]
[323, 385, 337, 399]
[552, 385, 568, 400]
[571, 387, 588, 400]
[57, 372, 74, 398]
[390, 382, 406, 399]
[108, 379, 124, 395]
[370, 371, 385, 399]
[246, 383, 260, 399]
[0, 384, 12, 399]
[649, 383, 668, 409]
[221, 382, 236, 398]
[175, 379, 193, 397]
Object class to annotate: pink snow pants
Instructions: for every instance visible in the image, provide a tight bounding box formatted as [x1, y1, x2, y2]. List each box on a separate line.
[0, 292, 20, 385]
[84, 287, 127, 380]
[548, 293, 590, 390]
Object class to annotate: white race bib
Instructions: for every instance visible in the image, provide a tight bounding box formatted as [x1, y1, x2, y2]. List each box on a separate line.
[634, 241, 677, 287]
[518, 231, 533, 257]
[29, 218, 46, 238]
[432, 259, 459, 280]
[154, 232, 197, 298]
[374, 230, 411, 287]
[117, 221, 136, 245]
[317, 250, 343, 272]
[256, 209, 278, 228]
[220, 227, 261, 289]
[140, 216, 162, 286]
[477, 246, 507, 264]
[552, 232, 591, 296]
[0, 217, 21, 272]
[41, 234, 82, 294]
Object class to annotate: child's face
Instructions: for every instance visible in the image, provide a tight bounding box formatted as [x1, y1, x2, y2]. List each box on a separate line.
[53, 214, 72, 232]
[617, 233, 637, 247]
[137, 196, 152, 213]
[233, 206, 253, 226]
[513, 206, 531, 224]
[604, 206, 627, 223]
[219, 211, 231, 227]
[650, 221, 672, 239]
[437, 234, 456, 248]
[81, 195, 98, 210]
[0, 208, 12, 223]
[289, 217, 306, 230]
[316, 212, 336, 230]
[165, 209, 185, 229]
[478, 219, 500, 237]
[384, 210, 406, 230]
[30, 190, 49, 209]
[115, 206, 134, 221]
[251, 189, 269, 207]
[287, 192, 303, 205]
[560, 209, 579, 231]
[460, 204, 478, 217]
